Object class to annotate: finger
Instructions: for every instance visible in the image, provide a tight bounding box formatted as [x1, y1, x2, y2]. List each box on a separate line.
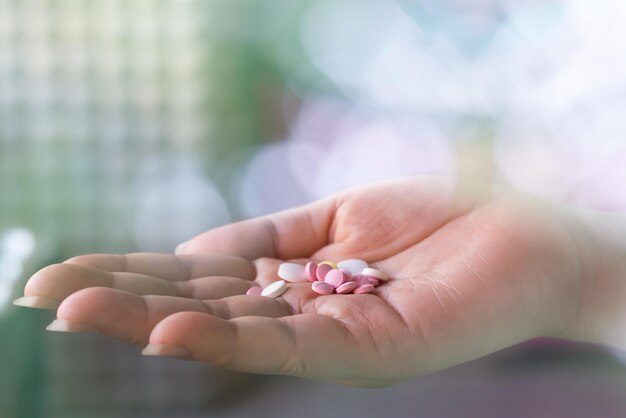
[177, 276, 253, 299]
[50, 287, 293, 346]
[64, 253, 255, 281]
[145, 312, 365, 379]
[176, 196, 337, 260]
[22, 263, 255, 306]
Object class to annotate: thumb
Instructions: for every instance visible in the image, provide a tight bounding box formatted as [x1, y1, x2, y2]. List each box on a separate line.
[175, 196, 337, 261]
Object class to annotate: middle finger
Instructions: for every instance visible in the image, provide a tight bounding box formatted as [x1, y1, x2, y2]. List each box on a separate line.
[22, 263, 257, 308]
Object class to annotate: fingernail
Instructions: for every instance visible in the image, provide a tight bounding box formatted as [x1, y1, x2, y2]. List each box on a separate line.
[46, 319, 98, 333]
[175, 241, 189, 254]
[142, 343, 191, 359]
[13, 296, 61, 310]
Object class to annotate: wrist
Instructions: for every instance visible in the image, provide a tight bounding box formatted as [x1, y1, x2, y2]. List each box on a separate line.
[560, 206, 626, 347]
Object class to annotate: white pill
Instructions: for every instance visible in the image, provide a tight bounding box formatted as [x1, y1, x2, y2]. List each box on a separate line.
[261, 280, 288, 298]
[277, 262, 308, 283]
[337, 259, 368, 276]
[361, 267, 389, 281]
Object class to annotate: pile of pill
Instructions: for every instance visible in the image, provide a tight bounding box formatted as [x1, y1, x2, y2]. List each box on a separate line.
[246, 259, 389, 298]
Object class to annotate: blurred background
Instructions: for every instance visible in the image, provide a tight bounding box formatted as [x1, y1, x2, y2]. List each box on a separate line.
[2, 0, 626, 417]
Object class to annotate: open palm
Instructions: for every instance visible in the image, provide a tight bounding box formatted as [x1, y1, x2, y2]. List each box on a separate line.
[17, 177, 583, 387]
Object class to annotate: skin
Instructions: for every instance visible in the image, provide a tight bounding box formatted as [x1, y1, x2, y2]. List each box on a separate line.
[15, 176, 626, 387]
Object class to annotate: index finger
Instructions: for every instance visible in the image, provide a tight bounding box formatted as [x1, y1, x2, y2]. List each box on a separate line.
[176, 196, 337, 260]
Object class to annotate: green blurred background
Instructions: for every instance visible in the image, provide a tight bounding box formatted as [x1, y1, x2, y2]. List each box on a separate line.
[1, 1, 311, 416]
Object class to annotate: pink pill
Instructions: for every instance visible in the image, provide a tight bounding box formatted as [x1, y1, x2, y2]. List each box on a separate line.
[354, 275, 370, 287]
[305, 262, 318, 282]
[366, 277, 380, 286]
[246, 286, 262, 296]
[324, 269, 347, 288]
[311, 281, 334, 295]
[316, 263, 333, 281]
[339, 268, 353, 278]
[354, 284, 375, 294]
[336, 281, 357, 294]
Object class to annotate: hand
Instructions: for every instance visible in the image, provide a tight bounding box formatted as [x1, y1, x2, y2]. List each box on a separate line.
[15, 177, 587, 387]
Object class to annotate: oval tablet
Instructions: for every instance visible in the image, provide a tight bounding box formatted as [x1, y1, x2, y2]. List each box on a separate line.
[316, 263, 333, 281]
[360, 267, 389, 281]
[246, 286, 262, 296]
[311, 281, 334, 295]
[336, 281, 357, 294]
[354, 284, 375, 294]
[305, 262, 318, 282]
[337, 259, 368, 275]
[261, 280, 288, 298]
[278, 263, 307, 283]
